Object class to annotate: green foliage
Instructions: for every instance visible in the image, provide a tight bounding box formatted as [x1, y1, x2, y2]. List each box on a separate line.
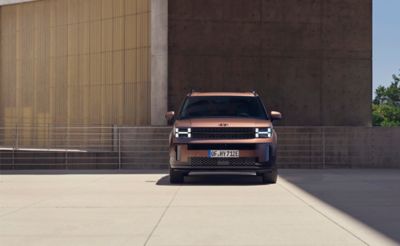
[372, 72, 400, 127]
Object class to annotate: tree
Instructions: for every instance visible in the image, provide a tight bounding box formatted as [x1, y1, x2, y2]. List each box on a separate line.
[372, 72, 400, 127]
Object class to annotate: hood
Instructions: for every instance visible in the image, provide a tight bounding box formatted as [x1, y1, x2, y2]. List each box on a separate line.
[175, 118, 272, 128]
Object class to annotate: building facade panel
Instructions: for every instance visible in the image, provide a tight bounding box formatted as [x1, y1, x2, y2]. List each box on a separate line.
[0, 0, 151, 130]
[168, 0, 372, 126]
[0, 0, 373, 130]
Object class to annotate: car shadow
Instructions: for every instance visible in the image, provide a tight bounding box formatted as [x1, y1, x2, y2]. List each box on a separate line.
[156, 172, 269, 186]
[0, 169, 168, 175]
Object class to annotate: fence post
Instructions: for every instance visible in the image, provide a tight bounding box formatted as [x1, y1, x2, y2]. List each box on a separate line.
[15, 124, 19, 150]
[65, 127, 69, 169]
[12, 125, 17, 169]
[118, 127, 121, 169]
[47, 124, 50, 150]
[322, 127, 326, 169]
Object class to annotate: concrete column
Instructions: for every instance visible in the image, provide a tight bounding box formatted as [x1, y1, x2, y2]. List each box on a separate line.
[150, 0, 168, 126]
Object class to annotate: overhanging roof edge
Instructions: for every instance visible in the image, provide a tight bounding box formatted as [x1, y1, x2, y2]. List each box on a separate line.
[0, 0, 37, 6]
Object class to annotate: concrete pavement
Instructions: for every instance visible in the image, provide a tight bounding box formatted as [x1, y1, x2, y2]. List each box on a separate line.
[0, 170, 399, 246]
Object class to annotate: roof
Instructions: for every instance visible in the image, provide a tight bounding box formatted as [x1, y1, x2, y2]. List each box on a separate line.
[189, 92, 257, 97]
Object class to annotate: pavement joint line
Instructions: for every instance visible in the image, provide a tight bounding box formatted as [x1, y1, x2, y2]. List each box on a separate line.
[0, 174, 108, 219]
[277, 179, 370, 246]
[23, 206, 171, 209]
[142, 185, 182, 246]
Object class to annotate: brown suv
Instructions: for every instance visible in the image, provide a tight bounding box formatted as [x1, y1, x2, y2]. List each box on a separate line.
[165, 92, 282, 184]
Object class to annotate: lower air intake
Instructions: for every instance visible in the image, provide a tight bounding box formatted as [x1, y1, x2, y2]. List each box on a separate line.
[190, 157, 257, 167]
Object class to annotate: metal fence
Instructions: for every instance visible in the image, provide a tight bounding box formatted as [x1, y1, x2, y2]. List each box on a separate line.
[0, 126, 170, 169]
[1, 126, 400, 169]
[0, 126, 115, 151]
[276, 127, 400, 168]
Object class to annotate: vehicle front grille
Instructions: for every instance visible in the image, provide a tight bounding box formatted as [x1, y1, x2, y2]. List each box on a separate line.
[188, 144, 257, 150]
[190, 157, 257, 167]
[191, 128, 255, 139]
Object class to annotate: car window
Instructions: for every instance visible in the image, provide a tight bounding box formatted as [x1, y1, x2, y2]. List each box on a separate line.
[179, 96, 268, 120]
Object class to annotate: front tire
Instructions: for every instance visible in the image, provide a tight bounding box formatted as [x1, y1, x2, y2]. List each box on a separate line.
[261, 169, 278, 184]
[169, 168, 184, 184]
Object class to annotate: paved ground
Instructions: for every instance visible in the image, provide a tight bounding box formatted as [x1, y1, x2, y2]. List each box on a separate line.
[0, 169, 399, 246]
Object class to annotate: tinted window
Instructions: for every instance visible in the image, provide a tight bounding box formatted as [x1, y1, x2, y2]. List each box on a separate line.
[179, 96, 268, 120]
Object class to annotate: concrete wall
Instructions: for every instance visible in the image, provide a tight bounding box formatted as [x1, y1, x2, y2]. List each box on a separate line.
[168, 0, 372, 126]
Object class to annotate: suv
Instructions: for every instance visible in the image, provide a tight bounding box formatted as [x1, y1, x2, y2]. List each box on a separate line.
[165, 92, 282, 184]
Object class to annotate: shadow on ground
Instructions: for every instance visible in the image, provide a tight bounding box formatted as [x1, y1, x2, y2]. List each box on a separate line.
[157, 173, 267, 186]
[1, 168, 399, 244]
[279, 169, 400, 245]
[0, 169, 168, 175]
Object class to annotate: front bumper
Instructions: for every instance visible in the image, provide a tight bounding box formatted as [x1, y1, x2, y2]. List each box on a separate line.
[169, 141, 275, 171]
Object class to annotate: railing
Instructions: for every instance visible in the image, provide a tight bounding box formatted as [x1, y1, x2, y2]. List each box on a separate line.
[1, 126, 115, 151]
[276, 127, 400, 168]
[0, 126, 170, 169]
[1, 126, 400, 169]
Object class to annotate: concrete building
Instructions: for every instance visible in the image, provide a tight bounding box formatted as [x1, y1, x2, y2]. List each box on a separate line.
[0, 0, 372, 128]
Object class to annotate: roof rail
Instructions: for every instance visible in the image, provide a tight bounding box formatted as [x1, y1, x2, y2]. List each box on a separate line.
[188, 89, 198, 96]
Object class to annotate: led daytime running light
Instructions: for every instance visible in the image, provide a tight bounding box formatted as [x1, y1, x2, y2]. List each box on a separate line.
[255, 128, 272, 138]
[175, 128, 192, 138]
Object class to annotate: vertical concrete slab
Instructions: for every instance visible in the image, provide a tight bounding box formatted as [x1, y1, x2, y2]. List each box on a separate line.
[150, 0, 168, 125]
[168, 0, 372, 126]
[321, 59, 372, 126]
[321, 0, 373, 126]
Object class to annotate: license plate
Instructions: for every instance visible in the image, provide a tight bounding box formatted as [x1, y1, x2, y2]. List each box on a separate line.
[208, 150, 239, 158]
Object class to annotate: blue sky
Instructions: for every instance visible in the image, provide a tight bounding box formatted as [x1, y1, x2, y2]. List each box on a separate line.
[373, 0, 400, 95]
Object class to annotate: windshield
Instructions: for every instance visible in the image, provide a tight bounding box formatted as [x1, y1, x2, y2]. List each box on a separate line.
[178, 96, 269, 120]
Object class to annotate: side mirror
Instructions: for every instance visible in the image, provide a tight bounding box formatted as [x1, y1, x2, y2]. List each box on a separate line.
[165, 111, 175, 125]
[271, 111, 282, 121]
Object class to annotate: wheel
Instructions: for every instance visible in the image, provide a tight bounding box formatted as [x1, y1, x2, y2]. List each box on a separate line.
[261, 169, 278, 184]
[169, 168, 184, 184]
[259, 152, 278, 184]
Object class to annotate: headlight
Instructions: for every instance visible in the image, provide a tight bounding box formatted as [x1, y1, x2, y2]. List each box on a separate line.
[255, 128, 272, 138]
[175, 128, 191, 138]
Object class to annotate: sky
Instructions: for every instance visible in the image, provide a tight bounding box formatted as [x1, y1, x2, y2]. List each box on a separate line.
[373, 0, 400, 94]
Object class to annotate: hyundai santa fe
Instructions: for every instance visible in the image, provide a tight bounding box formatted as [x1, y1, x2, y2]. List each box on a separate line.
[165, 92, 282, 184]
